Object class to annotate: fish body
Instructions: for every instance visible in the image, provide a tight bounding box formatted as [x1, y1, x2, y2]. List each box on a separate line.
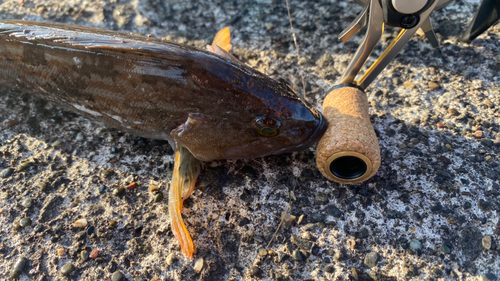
[0, 20, 326, 160]
[0, 20, 327, 258]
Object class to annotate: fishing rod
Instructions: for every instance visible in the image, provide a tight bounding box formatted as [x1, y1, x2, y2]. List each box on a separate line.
[315, 0, 500, 184]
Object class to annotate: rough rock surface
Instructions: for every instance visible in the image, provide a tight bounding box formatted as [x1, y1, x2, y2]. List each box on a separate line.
[0, 0, 499, 280]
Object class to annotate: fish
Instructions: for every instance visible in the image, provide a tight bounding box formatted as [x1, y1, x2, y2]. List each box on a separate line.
[0, 20, 327, 257]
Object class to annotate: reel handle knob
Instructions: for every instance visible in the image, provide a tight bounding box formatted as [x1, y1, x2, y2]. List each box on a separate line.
[316, 85, 381, 184]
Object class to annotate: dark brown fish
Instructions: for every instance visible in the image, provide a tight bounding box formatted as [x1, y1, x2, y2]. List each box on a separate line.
[0, 20, 327, 257]
[0, 20, 326, 161]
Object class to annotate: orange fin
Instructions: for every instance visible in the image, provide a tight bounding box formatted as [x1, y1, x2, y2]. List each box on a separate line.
[211, 27, 232, 52]
[168, 145, 201, 258]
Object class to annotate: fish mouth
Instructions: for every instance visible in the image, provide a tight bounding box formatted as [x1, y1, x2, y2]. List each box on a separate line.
[308, 111, 328, 145]
[294, 111, 328, 150]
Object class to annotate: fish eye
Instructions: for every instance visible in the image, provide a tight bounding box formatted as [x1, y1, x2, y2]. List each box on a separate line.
[253, 116, 281, 137]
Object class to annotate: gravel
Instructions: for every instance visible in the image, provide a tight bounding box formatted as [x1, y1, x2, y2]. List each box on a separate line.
[0, 0, 499, 280]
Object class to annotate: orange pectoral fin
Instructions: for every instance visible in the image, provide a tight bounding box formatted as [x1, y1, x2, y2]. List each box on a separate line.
[212, 27, 232, 52]
[168, 145, 201, 258]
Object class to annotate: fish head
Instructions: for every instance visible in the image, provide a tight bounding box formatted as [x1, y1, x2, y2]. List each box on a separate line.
[171, 79, 327, 161]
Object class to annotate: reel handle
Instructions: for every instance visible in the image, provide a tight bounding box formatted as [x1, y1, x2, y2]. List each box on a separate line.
[316, 85, 381, 184]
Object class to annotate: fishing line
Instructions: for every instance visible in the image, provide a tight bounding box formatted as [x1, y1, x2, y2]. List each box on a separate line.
[286, 0, 307, 101]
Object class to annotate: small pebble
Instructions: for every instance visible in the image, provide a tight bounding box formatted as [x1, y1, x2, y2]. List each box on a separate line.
[125, 182, 137, 190]
[441, 244, 451, 254]
[403, 81, 415, 89]
[34, 224, 44, 233]
[1, 168, 14, 178]
[113, 187, 126, 197]
[432, 268, 443, 276]
[364, 252, 378, 268]
[292, 249, 304, 261]
[76, 132, 84, 141]
[20, 217, 31, 227]
[87, 226, 95, 235]
[81, 250, 89, 261]
[9, 256, 28, 278]
[484, 273, 498, 281]
[61, 262, 75, 276]
[109, 220, 118, 228]
[165, 253, 176, 267]
[51, 140, 62, 147]
[448, 108, 459, 116]
[73, 218, 88, 228]
[99, 185, 106, 194]
[57, 248, 65, 257]
[314, 192, 328, 205]
[482, 236, 492, 250]
[89, 249, 99, 259]
[149, 184, 159, 193]
[481, 138, 493, 147]
[437, 122, 445, 128]
[482, 99, 494, 108]
[249, 265, 262, 277]
[324, 264, 335, 273]
[428, 81, 439, 90]
[257, 248, 268, 256]
[474, 131, 483, 138]
[193, 258, 204, 273]
[16, 161, 34, 172]
[409, 239, 422, 251]
[291, 236, 312, 251]
[21, 198, 33, 208]
[154, 192, 164, 202]
[111, 271, 124, 281]
[297, 214, 305, 225]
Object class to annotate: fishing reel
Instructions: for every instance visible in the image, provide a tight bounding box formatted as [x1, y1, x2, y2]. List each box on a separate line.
[316, 0, 500, 184]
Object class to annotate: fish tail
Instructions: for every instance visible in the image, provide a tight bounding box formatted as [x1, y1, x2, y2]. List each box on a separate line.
[211, 27, 232, 52]
[168, 145, 201, 258]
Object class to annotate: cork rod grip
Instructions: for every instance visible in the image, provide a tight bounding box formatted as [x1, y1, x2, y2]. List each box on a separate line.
[316, 86, 380, 184]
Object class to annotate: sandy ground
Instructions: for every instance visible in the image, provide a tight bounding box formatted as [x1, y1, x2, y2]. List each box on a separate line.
[0, 0, 499, 280]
